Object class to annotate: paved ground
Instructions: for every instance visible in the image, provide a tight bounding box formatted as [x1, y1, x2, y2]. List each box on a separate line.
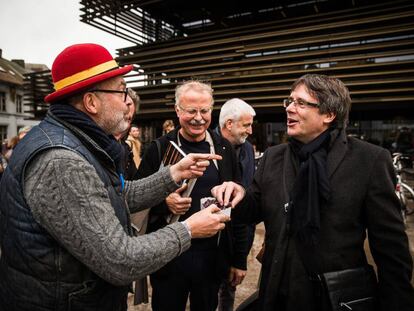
[128, 213, 414, 310]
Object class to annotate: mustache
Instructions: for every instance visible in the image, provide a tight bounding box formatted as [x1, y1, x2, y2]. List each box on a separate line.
[189, 119, 207, 126]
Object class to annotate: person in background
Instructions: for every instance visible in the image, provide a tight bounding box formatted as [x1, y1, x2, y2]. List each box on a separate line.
[0, 140, 8, 181]
[117, 88, 150, 305]
[113, 89, 139, 181]
[126, 123, 142, 169]
[0, 152, 5, 181]
[212, 74, 414, 311]
[137, 80, 248, 311]
[4, 135, 19, 161]
[0, 43, 229, 311]
[162, 119, 175, 134]
[1, 139, 7, 154]
[18, 125, 32, 140]
[215, 98, 256, 311]
[394, 126, 414, 154]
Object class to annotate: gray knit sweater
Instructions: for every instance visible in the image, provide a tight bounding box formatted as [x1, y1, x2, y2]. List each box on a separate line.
[24, 148, 191, 286]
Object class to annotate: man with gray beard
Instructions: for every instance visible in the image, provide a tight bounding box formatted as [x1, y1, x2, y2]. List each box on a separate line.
[0, 45, 228, 311]
[136, 81, 248, 311]
[216, 98, 256, 311]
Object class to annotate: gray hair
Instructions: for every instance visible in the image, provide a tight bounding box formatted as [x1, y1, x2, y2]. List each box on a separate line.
[219, 98, 256, 129]
[291, 74, 351, 128]
[175, 80, 214, 107]
[128, 88, 140, 113]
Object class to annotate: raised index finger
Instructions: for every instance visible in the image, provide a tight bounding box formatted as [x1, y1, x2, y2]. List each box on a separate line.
[190, 153, 222, 161]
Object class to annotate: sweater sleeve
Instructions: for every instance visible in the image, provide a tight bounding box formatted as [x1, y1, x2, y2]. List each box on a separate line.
[124, 166, 179, 213]
[135, 139, 171, 218]
[24, 148, 191, 286]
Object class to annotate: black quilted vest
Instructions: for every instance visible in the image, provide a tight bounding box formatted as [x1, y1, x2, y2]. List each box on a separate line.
[0, 114, 131, 311]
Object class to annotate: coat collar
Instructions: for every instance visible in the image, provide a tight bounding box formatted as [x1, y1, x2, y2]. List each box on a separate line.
[327, 129, 348, 178]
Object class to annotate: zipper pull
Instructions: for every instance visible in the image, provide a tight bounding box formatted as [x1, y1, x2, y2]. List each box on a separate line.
[119, 173, 125, 192]
[339, 302, 353, 310]
[285, 202, 291, 234]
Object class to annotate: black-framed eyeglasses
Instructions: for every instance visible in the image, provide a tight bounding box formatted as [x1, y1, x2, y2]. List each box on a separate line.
[89, 88, 130, 102]
[283, 97, 320, 109]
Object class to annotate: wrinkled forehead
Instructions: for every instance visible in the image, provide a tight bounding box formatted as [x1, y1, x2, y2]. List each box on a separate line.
[180, 89, 213, 105]
[98, 75, 126, 89]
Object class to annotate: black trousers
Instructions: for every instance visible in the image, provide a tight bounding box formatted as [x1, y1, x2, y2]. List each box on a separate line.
[151, 247, 221, 311]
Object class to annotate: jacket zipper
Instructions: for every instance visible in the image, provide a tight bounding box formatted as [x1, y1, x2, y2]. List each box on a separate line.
[339, 296, 373, 310]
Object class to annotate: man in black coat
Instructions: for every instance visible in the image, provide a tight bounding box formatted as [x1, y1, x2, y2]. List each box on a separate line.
[136, 81, 248, 311]
[213, 74, 414, 311]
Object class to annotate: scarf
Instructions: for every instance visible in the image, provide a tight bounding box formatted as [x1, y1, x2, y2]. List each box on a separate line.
[49, 103, 125, 175]
[289, 129, 331, 246]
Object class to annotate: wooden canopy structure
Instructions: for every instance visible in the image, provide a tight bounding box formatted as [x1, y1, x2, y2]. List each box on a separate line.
[23, 70, 53, 119]
[79, 0, 414, 123]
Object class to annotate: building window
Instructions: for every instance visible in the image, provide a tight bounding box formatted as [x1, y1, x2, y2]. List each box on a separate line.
[0, 125, 7, 143]
[0, 92, 6, 112]
[16, 95, 23, 113]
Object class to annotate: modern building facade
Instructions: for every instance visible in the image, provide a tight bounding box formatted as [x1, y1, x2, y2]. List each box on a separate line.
[0, 50, 41, 143]
[77, 0, 414, 152]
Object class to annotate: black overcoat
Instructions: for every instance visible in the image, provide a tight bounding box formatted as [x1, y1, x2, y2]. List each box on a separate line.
[243, 131, 414, 311]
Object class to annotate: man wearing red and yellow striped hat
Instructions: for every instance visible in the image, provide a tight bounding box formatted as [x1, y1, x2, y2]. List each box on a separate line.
[0, 43, 229, 311]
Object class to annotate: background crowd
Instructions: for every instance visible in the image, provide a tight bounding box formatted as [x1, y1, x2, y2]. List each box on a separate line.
[0, 43, 413, 311]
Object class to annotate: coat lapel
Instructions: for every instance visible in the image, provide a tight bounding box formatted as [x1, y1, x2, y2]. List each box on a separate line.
[327, 130, 348, 178]
[283, 145, 297, 202]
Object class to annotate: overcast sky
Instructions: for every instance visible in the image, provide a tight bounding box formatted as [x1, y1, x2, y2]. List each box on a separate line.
[0, 0, 131, 68]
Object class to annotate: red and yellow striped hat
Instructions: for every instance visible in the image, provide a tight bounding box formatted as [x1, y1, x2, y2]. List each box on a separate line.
[45, 43, 133, 103]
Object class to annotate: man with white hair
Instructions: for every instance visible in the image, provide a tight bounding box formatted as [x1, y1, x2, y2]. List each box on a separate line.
[216, 98, 256, 311]
[137, 81, 248, 311]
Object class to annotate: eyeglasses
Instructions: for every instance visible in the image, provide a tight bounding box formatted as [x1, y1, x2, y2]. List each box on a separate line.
[89, 88, 130, 102]
[178, 104, 212, 117]
[283, 97, 319, 109]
